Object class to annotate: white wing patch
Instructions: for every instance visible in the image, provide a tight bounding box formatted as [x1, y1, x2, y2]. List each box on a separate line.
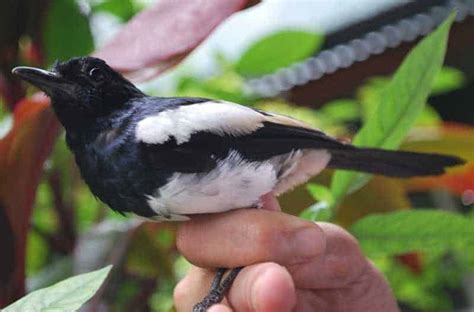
[135, 101, 265, 145]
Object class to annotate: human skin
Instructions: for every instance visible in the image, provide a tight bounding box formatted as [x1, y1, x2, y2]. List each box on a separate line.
[174, 195, 400, 312]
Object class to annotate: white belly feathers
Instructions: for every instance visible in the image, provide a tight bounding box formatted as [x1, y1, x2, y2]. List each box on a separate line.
[146, 149, 331, 220]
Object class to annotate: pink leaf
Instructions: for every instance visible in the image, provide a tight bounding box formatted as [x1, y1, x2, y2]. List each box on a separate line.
[94, 0, 255, 80]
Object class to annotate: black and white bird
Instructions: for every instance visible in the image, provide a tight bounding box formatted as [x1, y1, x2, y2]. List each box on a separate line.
[13, 57, 464, 310]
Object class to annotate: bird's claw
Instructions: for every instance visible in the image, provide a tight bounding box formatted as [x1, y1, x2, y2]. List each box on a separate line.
[192, 267, 243, 311]
[192, 289, 223, 312]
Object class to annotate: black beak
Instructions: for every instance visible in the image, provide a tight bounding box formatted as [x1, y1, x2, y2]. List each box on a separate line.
[12, 66, 73, 96]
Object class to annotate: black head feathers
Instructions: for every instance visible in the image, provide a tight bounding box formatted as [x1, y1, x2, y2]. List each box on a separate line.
[13, 57, 144, 128]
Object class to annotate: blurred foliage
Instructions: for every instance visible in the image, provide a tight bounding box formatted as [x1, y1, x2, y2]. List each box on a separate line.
[92, 0, 141, 22]
[0, 100, 12, 139]
[331, 14, 454, 206]
[431, 66, 467, 95]
[351, 210, 474, 256]
[176, 71, 252, 104]
[1, 2, 472, 312]
[236, 30, 324, 76]
[374, 253, 466, 312]
[43, 0, 94, 65]
[299, 184, 333, 222]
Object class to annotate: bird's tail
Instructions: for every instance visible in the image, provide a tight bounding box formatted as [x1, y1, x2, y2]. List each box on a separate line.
[327, 147, 465, 177]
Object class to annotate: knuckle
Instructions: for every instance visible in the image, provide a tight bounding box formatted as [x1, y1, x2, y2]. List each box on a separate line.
[322, 222, 362, 254]
[320, 223, 368, 284]
[251, 223, 279, 259]
[329, 256, 354, 281]
[175, 226, 206, 267]
[176, 224, 194, 255]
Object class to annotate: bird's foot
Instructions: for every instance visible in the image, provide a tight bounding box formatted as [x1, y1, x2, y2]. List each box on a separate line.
[192, 267, 243, 312]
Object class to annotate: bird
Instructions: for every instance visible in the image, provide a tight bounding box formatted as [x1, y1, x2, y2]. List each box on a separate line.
[13, 56, 464, 311]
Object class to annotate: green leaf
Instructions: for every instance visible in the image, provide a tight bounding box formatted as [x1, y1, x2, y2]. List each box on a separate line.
[300, 202, 332, 222]
[4, 265, 112, 312]
[431, 66, 466, 95]
[319, 99, 360, 124]
[43, 0, 94, 65]
[330, 13, 455, 203]
[414, 105, 441, 127]
[0, 104, 13, 139]
[300, 184, 334, 221]
[351, 210, 474, 256]
[236, 30, 323, 76]
[357, 77, 389, 123]
[176, 72, 252, 104]
[307, 183, 334, 205]
[373, 255, 455, 311]
[92, 0, 139, 22]
[26, 230, 49, 276]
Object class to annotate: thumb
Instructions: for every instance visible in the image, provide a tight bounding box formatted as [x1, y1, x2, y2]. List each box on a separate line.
[227, 262, 296, 312]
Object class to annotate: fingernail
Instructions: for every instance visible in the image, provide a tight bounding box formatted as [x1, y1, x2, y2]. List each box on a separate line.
[290, 225, 326, 261]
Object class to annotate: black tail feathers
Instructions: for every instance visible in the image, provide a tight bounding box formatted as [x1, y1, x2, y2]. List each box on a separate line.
[328, 147, 465, 177]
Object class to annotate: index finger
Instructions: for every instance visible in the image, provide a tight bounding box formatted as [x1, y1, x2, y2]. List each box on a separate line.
[176, 208, 326, 268]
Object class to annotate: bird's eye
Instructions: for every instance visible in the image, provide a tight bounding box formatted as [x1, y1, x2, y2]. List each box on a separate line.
[88, 68, 103, 80]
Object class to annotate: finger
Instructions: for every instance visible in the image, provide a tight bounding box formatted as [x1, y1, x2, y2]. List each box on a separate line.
[174, 266, 214, 311]
[174, 267, 235, 311]
[293, 262, 399, 312]
[260, 193, 281, 211]
[288, 222, 368, 289]
[227, 262, 296, 312]
[208, 304, 232, 312]
[174, 263, 296, 312]
[177, 209, 326, 268]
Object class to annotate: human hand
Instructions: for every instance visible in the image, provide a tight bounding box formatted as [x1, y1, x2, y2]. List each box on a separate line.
[174, 196, 399, 312]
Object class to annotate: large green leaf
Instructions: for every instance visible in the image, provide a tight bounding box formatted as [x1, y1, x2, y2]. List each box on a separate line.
[43, 0, 94, 64]
[236, 30, 323, 76]
[330, 13, 455, 203]
[351, 210, 474, 256]
[4, 265, 112, 312]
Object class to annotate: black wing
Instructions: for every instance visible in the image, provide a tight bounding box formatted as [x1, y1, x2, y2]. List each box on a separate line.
[135, 98, 464, 177]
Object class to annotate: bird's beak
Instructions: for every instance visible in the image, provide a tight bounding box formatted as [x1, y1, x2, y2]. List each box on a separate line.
[12, 66, 73, 96]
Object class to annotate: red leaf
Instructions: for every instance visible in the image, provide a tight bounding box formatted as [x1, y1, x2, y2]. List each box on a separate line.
[408, 165, 474, 196]
[0, 95, 60, 306]
[94, 0, 254, 80]
[403, 123, 474, 195]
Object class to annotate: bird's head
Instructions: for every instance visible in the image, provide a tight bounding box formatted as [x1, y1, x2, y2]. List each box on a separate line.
[12, 57, 143, 129]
